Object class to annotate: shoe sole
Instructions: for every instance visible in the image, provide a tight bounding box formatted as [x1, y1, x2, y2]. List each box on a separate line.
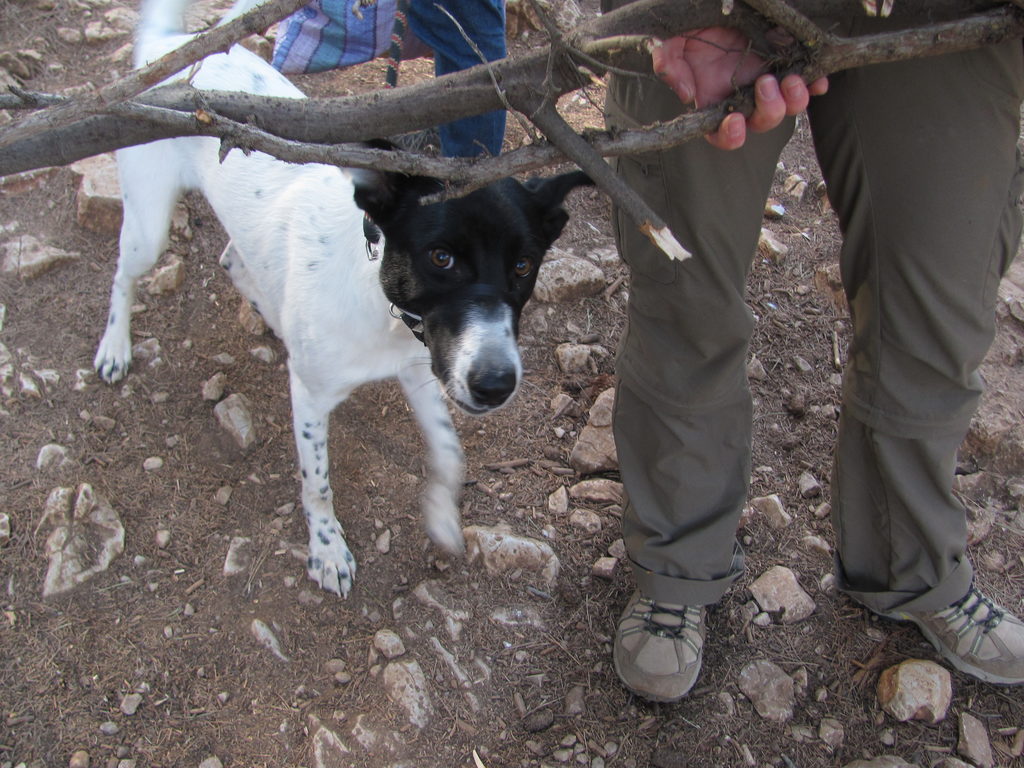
[882, 611, 1024, 686]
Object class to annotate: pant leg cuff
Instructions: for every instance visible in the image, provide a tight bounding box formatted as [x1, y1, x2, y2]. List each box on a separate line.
[834, 554, 975, 614]
[629, 547, 744, 607]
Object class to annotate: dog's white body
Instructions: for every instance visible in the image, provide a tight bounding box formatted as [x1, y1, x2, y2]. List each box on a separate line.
[97, 0, 468, 596]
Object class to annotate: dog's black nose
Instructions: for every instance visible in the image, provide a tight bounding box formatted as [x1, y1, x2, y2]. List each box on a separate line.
[468, 367, 517, 408]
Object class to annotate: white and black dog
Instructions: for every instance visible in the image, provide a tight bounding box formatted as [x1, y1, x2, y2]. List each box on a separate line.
[95, 0, 591, 597]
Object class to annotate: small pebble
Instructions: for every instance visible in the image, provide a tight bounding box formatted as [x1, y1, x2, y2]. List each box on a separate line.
[143, 456, 163, 471]
[69, 750, 90, 768]
[119, 693, 142, 716]
[98, 720, 119, 735]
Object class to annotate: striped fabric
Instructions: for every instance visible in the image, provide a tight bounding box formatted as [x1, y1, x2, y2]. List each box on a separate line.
[272, 0, 428, 75]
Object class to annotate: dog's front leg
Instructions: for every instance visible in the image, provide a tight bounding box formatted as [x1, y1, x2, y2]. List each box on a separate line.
[398, 363, 465, 554]
[290, 373, 356, 597]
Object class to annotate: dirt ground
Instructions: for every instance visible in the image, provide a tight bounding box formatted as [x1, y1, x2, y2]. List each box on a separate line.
[2, 2, 1024, 767]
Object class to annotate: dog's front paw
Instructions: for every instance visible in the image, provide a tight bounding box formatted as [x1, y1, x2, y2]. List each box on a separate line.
[94, 327, 133, 384]
[423, 484, 465, 555]
[307, 533, 357, 597]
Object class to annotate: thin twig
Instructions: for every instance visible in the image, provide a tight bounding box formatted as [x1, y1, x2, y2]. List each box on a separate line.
[526, 99, 691, 261]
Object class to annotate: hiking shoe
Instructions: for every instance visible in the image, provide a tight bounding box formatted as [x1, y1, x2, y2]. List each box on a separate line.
[882, 585, 1024, 685]
[613, 590, 705, 702]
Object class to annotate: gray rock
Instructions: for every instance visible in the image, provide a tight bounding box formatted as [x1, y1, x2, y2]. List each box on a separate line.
[214, 393, 257, 450]
[737, 659, 795, 722]
[564, 684, 586, 715]
[798, 471, 822, 498]
[40, 485, 124, 597]
[569, 389, 618, 474]
[382, 659, 432, 728]
[0, 512, 10, 547]
[307, 715, 351, 767]
[841, 759, 919, 768]
[957, 711, 994, 768]
[373, 629, 406, 659]
[819, 717, 844, 749]
[119, 693, 142, 716]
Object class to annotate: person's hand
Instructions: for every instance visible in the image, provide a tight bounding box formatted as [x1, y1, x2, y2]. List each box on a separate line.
[650, 28, 828, 150]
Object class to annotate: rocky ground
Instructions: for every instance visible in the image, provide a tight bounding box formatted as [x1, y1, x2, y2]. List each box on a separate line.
[2, 1, 1024, 768]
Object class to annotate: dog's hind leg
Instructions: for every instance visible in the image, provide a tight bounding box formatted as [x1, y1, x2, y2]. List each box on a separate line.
[290, 372, 356, 597]
[95, 149, 181, 383]
[398, 362, 465, 554]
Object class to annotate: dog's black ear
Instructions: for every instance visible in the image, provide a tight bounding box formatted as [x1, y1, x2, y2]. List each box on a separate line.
[350, 140, 442, 224]
[523, 170, 593, 245]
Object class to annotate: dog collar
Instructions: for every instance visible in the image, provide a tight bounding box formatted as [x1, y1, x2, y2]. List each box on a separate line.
[390, 304, 425, 345]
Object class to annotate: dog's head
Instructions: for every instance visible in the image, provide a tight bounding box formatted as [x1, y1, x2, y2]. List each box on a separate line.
[352, 163, 592, 414]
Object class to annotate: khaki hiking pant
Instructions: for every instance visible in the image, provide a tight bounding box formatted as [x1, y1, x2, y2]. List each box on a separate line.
[605, 18, 1024, 614]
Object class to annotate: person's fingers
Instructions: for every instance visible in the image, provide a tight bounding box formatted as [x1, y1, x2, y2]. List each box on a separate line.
[705, 112, 747, 151]
[651, 37, 697, 104]
[808, 76, 829, 97]
[747, 75, 787, 133]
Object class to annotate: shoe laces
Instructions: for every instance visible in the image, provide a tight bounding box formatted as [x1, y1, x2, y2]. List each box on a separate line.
[943, 586, 1004, 634]
[633, 597, 701, 640]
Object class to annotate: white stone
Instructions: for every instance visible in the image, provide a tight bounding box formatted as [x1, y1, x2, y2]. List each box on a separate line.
[223, 536, 253, 577]
[69, 153, 122, 235]
[373, 629, 406, 659]
[201, 372, 227, 401]
[749, 493, 791, 529]
[876, 659, 951, 724]
[841, 759, 917, 768]
[490, 606, 545, 630]
[568, 478, 623, 504]
[382, 659, 432, 729]
[737, 659, 795, 722]
[250, 619, 289, 662]
[413, 580, 470, 642]
[143, 456, 163, 471]
[250, 345, 275, 364]
[548, 485, 569, 515]
[36, 443, 70, 471]
[464, 524, 560, 587]
[214, 393, 257, 450]
[758, 227, 789, 261]
[555, 343, 592, 373]
[749, 566, 815, 623]
[0, 512, 10, 547]
[568, 509, 601, 534]
[534, 255, 605, 303]
[120, 692, 142, 716]
[3, 235, 78, 278]
[145, 258, 184, 295]
[40, 484, 124, 597]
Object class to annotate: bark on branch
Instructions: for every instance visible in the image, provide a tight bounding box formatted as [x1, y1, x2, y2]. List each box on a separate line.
[0, 0, 1021, 259]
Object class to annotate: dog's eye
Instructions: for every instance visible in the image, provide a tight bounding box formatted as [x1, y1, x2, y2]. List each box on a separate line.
[429, 249, 454, 270]
[513, 257, 534, 278]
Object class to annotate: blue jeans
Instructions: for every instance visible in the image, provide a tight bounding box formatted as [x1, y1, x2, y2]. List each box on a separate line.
[407, 0, 506, 157]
